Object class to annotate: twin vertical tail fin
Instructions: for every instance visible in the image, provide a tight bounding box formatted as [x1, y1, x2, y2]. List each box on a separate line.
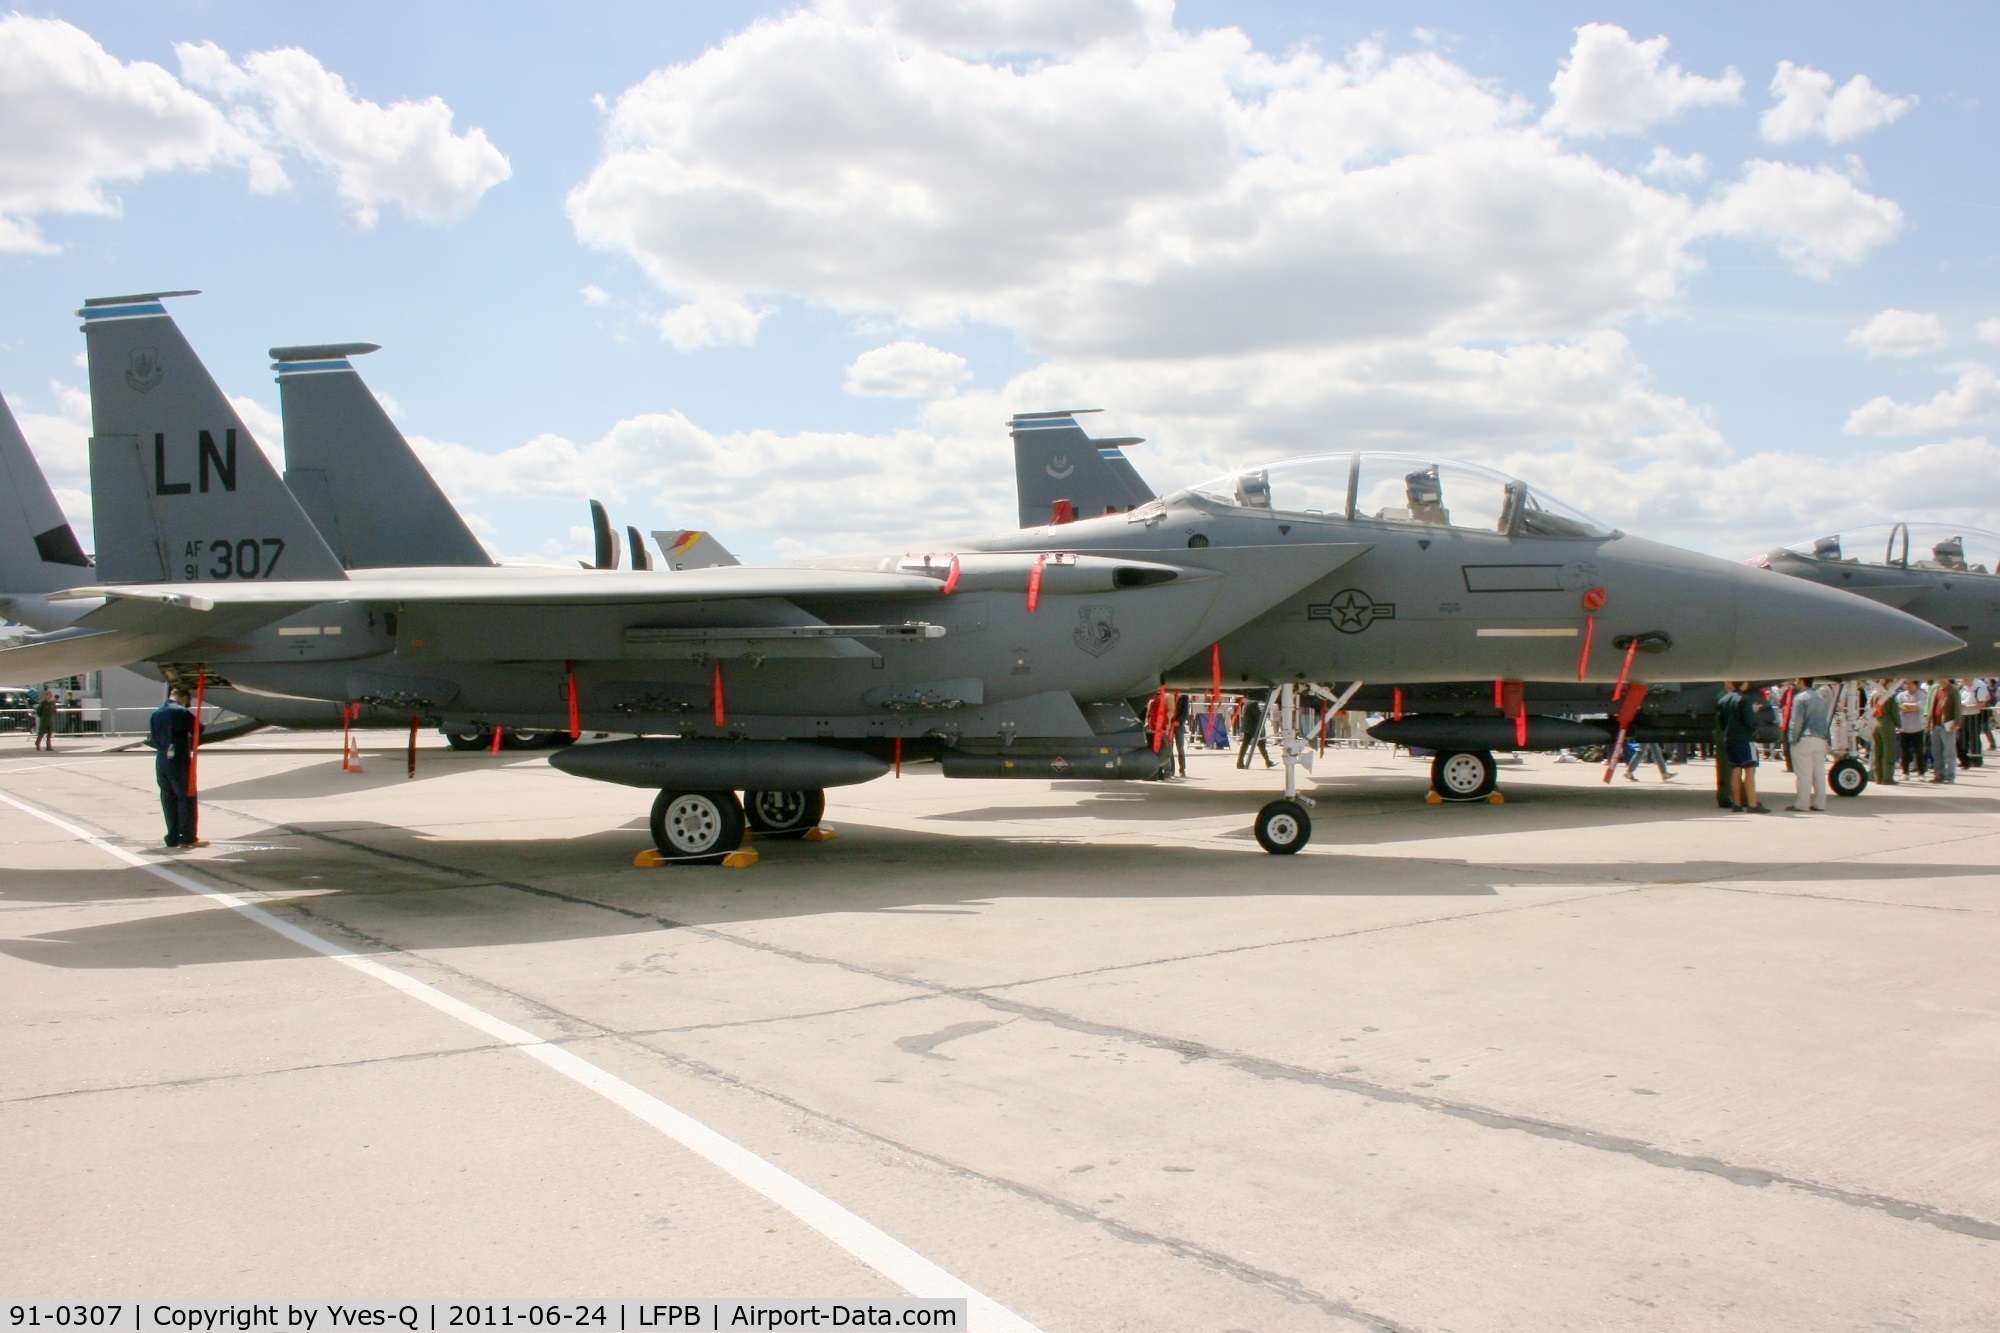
[273, 343, 492, 570]
[80, 292, 345, 584]
[1009, 409, 1156, 528]
[0, 390, 90, 596]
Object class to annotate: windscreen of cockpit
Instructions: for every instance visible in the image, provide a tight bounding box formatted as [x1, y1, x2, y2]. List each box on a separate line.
[1186, 453, 1613, 538]
[1785, 523, 2000, 573]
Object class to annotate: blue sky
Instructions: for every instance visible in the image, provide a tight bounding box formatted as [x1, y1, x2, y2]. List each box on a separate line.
[1, 1, 1995, 563]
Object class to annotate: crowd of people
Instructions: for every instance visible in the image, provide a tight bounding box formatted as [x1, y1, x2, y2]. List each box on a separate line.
[1149, 677, 1997, 814]
[1701, 676, 1990, 813]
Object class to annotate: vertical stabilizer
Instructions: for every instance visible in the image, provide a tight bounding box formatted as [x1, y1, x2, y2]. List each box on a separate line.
[274, 343, 492, 569]
[1010, 409, 1156, 528]
[81, 293, 345, 584]
[0, 390, 90, 596]
[653, 530, 739, 571]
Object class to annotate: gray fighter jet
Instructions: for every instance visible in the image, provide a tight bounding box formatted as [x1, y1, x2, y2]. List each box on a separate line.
[1759, 525, 2000, 678]
[989, 413, 1959, 836]
[19, 292, 1372, 862]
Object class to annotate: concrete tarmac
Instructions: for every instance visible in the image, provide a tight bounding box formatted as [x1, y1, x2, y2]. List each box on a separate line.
[2, 733, 1996, 1330]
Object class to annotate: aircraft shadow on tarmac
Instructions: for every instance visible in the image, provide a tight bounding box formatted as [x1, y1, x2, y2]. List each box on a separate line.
[197, 754, 539, 800]
[926, 775, 2000, 846]
[4, 811, 1996, 969]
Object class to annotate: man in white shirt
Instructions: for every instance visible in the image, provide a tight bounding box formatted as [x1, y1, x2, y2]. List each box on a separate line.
[1895, 681, 1928, 778]
[1960, 678, 1989, 768]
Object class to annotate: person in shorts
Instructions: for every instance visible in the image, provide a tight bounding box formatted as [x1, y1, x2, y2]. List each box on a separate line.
[1721, 682, 1769, 813]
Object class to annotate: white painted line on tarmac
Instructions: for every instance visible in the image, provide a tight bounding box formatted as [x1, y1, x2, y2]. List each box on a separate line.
[0, 790, 1043, 1333]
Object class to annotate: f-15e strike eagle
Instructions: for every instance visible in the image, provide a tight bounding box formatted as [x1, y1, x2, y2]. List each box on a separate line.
[6, 293, 1370, 859]
[1007, 412, 1966, 806]
[0, 293, 1958, 858]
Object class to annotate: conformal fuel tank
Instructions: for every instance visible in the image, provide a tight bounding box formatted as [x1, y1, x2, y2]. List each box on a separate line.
[550, 738, 889, 790]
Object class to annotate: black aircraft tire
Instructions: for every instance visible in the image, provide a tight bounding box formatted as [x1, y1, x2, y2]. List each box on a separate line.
[742, 788, 826, 838]
[500, 729, 553, 750]
[649, 789, 746, 866]
[546, 731, 579, 747]
[1254, 799, 1312, 855]
[443, 724, 492, 752]
[1431, 750, 1498, 801]
[1830, 756, 1870, 798]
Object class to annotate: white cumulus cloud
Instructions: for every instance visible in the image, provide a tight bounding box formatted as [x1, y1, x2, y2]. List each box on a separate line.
[1976, 318, 2000, 345]
[0, 15, 508, 250]
[1543, 24, 1742, 137]
[821, 0, 1171, 57]
[843, 341, 970, 397]
[1644, 146, 1707, 181]
[1761, 61, 1914, 144]
[1846, 363, 2000, 436]
[567, 10, 1727, 360]
[656, 297, 766, 350]
[0, 16, 273, 252]
[1846, 309, 1948, 359]
[1694, 160, 1903, 278]
[178, 42, 511, 226]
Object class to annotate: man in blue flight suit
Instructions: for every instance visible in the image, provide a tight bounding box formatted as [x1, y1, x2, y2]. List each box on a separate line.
[150, 686, 206, 849]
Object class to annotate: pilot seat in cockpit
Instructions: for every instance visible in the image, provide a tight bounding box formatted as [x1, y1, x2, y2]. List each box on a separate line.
[1405, 467, 1450, 526]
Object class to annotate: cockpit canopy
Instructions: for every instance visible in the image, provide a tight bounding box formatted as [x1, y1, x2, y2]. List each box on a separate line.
[1180, 453, 1615, 539]
[1783, 523, 2000, 574]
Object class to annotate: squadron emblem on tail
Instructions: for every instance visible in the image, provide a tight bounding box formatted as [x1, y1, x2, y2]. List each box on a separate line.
[125, 347, 163, 393]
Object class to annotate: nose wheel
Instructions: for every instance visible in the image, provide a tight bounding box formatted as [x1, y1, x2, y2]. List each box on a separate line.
[1255, 799, 1311, 854]
[1830, 756, 1869, 797]
[1241, 681, 1361, 854]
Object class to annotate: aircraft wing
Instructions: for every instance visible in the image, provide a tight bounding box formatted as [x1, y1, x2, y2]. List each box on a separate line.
[0, 599, 290, 679]
[52, 555, 1207, 609]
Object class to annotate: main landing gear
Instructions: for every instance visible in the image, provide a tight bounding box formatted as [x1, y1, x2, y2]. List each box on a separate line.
[649, 789, 746, 866]
[444, 725, 576, 751]
[743, 788, 826, 838]
[1830, 755, 1869, 797]
[1430, 749, 1498, 801]
[647, 787, 828, 864]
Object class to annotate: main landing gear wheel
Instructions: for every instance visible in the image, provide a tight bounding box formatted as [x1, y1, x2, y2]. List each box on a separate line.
[1255, 799, 1312, 855]
[1431, 749, 1498, 801]
[443, 723, 490, 751]
[649, 789, 746, 866]
[1830, 756, 1870, 798]
[742, 788, 826, 839]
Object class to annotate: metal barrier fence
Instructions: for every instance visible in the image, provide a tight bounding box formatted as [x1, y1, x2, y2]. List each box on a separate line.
[0, 705, 232, 737]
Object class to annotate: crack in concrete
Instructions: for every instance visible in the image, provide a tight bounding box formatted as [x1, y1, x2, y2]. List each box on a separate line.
[266, 896, 1409, 1331]
[259, 817, 2000, 1246]
[1, 1042, 503, 1105]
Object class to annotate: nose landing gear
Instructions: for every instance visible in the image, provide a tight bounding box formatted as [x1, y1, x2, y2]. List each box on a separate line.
[1249, 681, 1359, 855]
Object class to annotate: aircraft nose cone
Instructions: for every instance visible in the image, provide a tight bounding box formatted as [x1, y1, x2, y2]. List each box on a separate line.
[1732, 568, 1962, 678]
